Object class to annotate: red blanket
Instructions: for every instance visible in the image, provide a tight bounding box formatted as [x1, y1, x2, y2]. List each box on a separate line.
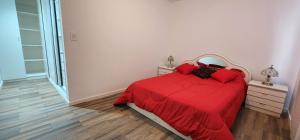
[114, 72, 246, 140]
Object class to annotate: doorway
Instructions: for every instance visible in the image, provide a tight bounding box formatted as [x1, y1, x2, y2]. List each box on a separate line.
[39, 0, 68, 100]
[0, 0, 68, 102]
[15, 0, 46, 77]
[40, 0, 66, 88]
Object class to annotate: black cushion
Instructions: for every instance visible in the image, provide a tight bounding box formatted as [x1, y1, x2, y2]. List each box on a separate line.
[208, 64, 225, 69]
[192, 66, 216, 79]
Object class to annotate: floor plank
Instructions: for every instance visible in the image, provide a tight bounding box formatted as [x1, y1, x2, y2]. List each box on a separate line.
[0, 79, 291, 140]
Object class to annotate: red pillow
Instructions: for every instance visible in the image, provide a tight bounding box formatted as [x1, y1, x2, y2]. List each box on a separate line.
[176, 63, 197, 74]
[231, 68, 245, 78]
[211, 69, 238, 83]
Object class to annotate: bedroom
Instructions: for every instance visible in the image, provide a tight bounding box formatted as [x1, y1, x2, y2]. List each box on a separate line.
[0, 0, 300, 140]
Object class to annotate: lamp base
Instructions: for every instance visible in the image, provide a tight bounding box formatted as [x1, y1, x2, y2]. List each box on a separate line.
[166, 63, 174, 68]
[262, 81, 273, 86]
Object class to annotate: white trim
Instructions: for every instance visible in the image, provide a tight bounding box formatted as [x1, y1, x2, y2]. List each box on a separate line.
[128, 103, 192, 140]
[3, 78, 27, 83]
[183, 53, 252, 83]
[69, 88, 126, 105]
[26, 73, 47, 79]
[20, 28, 40, 32]
[17, 11, 38, 16]
[22, 44, 42, 47]
[24, 59, 45, 62]
[0, 68, 2, 88]
[49, 78, 69, 103]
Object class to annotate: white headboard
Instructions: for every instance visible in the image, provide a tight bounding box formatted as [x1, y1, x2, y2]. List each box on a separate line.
[183, 54, 251, 83]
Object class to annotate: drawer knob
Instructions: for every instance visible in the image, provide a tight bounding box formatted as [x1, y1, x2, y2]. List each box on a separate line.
[259, 103, 266, 106]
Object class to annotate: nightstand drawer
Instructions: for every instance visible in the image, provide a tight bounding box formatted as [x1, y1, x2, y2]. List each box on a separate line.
[245, 105, 280, 118]
[159, 69, 173, 74]
[247, 80, 288, 118]
[246, 100, 282, 113]
[246, 95, 284, 109]
[247, 90, 285, 103]
[158, 65, 175, 76]
[248, 86, 287, 98]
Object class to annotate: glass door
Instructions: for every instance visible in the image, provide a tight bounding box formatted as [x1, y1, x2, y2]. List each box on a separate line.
[39, 0, 66, 89]
[51, 0, 66, 88]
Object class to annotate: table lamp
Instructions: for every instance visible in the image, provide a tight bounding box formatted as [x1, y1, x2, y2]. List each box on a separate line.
[261, 65, 279, 86]
[167, 55, 175, 68]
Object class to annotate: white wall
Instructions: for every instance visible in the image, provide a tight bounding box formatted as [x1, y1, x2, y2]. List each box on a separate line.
[168, 0, 300, 110]
[0, 0, 26, 80]
[61, 0, 170, 102]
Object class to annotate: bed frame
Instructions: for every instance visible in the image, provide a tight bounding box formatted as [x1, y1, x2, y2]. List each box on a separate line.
[183, 53, 251, 83]
[127, 54, 251, 140]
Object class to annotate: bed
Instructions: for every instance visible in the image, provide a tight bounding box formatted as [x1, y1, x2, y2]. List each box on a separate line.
[114, 54, 251, 140]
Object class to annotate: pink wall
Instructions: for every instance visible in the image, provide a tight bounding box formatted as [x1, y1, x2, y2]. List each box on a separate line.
[60, 0, 300, 138]
[61, 0, 170, 103]
[168, 0, 300, 111]
[61, 0, 300, 126]
[291, 70, 300, 139]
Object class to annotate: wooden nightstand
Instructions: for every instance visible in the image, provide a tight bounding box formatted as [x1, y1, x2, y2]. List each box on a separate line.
[158, 65, 175, 76]
[245, 80, 288, 118]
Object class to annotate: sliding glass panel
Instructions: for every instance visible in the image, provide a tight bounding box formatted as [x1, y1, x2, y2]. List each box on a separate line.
[16, 0, 46, 76]
[22, 46, 44, 59]
[52, 0, 66, 87]
[17, 12, 40, 30]
[20, 30, 42, 45]
[15, 0, 38, 13]
[25, 61, 45, 74]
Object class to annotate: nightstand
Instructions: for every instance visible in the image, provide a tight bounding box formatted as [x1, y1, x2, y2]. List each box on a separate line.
[245, 80, 288, 118]
[158, 65, 175, 76]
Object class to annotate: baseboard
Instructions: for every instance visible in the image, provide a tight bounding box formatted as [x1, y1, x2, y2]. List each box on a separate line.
[289, 110, 292, 123]
[288, 110, 293, 140]
[69, 88, 126, 105]
[48, 78, 69, 103]
[3, 78, 27, 83]
[26, 74, 47, 80]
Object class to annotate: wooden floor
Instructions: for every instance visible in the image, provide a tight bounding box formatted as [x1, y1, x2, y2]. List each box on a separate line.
[0, 79, 291, 140]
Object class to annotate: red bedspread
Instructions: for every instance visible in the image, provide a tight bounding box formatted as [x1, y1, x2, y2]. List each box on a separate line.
[114, 72, 246, 140]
